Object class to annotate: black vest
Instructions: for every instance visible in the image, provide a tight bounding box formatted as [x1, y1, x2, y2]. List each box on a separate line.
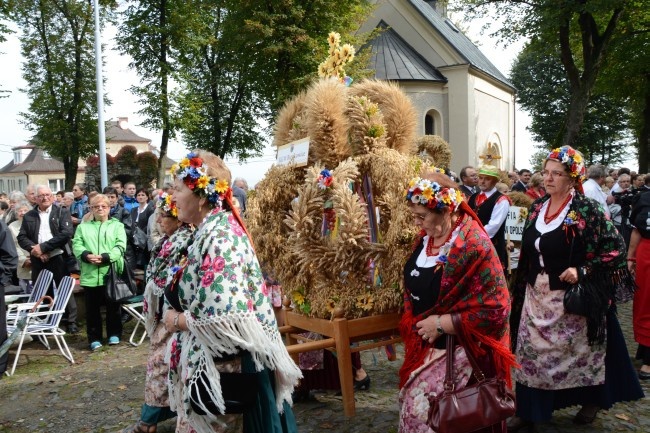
[469, 191, 507, 267]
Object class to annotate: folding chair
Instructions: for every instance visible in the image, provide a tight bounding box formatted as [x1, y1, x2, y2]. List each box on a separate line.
[6, 269, 54, 325]
[121, 295, 148, 346]
[6, 276, 76, 376]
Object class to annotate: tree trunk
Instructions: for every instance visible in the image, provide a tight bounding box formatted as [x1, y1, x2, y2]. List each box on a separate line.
[64, 154, 79, 191]
[639, 73, 650, 173]
[157, 0, 169, 188]
[560, 84, 591, 147]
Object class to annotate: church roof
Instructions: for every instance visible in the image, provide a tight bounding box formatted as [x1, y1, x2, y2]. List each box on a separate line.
[408, 0, 514, 89]
[370, 22, 447, 83]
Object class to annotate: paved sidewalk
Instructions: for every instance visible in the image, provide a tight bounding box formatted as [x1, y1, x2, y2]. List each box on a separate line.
[292, 302, 649, 433]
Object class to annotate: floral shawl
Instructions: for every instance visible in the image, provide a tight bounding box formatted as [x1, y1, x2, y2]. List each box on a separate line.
[510, 192, 633, 346]
[144, 224, 194, 335]
[399, 211, 515, 389]
[166, 207, 301, 432]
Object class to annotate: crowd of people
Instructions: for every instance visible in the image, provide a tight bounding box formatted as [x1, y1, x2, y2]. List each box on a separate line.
[1, 146, 649, 433]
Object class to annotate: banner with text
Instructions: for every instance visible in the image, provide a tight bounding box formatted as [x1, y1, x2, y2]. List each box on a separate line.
[505, 206, 527, 241]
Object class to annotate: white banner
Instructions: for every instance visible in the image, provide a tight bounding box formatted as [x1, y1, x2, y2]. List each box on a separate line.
[505, 206, 527, 241]
[276, 137, 310, 167]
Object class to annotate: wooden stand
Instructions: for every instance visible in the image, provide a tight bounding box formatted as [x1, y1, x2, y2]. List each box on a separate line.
[279, 309, 401, 416]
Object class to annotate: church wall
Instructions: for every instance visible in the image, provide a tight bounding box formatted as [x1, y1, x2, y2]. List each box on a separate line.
[399, 82, 448, 140]
[472, 74, 515, 170]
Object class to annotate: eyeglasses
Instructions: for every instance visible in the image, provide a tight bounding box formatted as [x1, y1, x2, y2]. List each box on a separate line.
[542, 170, 566, 178]
[37, 194, 52, 199]
[92, 205, 109, 210]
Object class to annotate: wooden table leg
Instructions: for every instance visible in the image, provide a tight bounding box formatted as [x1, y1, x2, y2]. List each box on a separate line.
[333, 317, 355, 417]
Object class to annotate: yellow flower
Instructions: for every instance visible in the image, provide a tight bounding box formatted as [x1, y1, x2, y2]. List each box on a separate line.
[196, 176, 209, 189]
[455, 190, 463, 203]
[170, 163, 179, 175]
[408, 178, 418, 188]
[326, 299, 337, 313]
[573, 154, 583, 163]
[340, 44, 355, 61]
[215, 179, 229, 194]
[318, 62, 328, 77]
[355, 294, 374, 311]
[327, 32, 340, 47]
[422, 187, 434, 201]
[292, 291, 305, 306]
[179, 158, 190, 169]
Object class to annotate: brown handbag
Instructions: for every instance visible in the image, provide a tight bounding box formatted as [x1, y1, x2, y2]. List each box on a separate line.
[427, 333, 516, 433]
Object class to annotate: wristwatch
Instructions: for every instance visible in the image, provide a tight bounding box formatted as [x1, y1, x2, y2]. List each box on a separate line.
[436, 315, 445, 335]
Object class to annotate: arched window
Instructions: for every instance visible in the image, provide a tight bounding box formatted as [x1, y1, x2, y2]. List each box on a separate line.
[425, 114, 435, 135]
[424, 109, 442, 136]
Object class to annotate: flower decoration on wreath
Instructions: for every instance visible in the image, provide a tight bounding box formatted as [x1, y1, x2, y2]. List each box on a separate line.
[405, 169, 464, 212]
[156, 191, 177, 218]
[317, 169, 334, 189]
[170, 152, 230, 207]
[547, 145, 586, 182]
[318, 31, 355, 86]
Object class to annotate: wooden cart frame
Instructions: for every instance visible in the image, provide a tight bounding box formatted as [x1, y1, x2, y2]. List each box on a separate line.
[279, 309, 401, 416]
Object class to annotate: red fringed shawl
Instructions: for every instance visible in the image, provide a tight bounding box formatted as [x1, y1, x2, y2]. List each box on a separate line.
[399, 209, 516, 389]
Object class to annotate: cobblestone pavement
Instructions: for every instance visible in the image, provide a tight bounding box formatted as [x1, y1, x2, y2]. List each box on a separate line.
[292, 302, 650, 433]
[0, 303, 647, 432]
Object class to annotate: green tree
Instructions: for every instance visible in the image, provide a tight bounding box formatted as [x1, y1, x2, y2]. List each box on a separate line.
[239, 0, 374, 115]
[0, 3, 11, 97]
[511, 40, 632, 166]
[116, 0, 193, 187]
[10, 0, 114, 189]
[174, 0, 374, 159]
[174, 1, 268, 159]
[596, 7, 650, 171]
[456, 0, 628, 148]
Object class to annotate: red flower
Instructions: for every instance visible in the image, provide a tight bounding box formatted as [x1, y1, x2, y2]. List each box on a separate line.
[186, 179, 197, 190]
[189, 157, 203, 167]
[212, 256, 225, 273]
[324, 177, 333, 187]
[201, 271, 215, 287]
[578, 219, 586, 230]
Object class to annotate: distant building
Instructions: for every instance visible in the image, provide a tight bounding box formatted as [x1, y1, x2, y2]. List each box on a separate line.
[0, 117, 174, 193]
[360, 0, 516, 170]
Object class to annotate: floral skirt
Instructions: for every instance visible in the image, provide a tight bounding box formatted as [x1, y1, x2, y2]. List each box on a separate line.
[514, 273, 606, 389]
[144, 322, 173, 407]
[398, 346, 473, 433]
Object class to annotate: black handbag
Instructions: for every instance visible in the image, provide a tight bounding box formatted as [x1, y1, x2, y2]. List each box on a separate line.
[563, 283, 589, 316]
[104, 261, 136, 303]
[189, 354, 260, 415]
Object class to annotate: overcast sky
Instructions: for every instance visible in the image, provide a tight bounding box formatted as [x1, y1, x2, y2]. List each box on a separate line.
[0, 15, 538, 187]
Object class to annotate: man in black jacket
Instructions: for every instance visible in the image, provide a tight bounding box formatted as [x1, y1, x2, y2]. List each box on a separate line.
[17, 185, 78, 333]
[0, 219, 18, 375]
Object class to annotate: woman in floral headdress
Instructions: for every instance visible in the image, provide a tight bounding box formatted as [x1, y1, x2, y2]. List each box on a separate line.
[164, 151, 301, 433]
[508, 145, 642, 431]
[399, 170, 515, 433]
[121, 193, 194, 433]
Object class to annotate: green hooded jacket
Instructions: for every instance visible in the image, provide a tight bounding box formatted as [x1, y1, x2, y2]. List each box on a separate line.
[72, 218, 127, 287]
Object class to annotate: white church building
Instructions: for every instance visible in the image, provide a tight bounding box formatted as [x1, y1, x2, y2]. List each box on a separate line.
[361, 0, 516, 171]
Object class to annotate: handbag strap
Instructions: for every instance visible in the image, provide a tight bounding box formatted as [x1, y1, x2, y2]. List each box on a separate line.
[450, 313, 488, 383]
[443, 334, 455, 391]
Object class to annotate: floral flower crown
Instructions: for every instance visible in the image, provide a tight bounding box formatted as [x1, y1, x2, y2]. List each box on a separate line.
[547, 145, 586, 181]
[170, 152, 230, 206]
[405, 172, 464, 212]
[156, 192, 177, 218]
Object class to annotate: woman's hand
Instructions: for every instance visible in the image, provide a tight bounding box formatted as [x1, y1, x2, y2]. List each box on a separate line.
[163, 310, 183, 332]
[416, 315, 442, 345]
[559, 267, 579, 284]
[628, 260, 636, 273]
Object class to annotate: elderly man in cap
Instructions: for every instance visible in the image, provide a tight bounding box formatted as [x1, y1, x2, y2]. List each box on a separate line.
[468, 165, 510, 268]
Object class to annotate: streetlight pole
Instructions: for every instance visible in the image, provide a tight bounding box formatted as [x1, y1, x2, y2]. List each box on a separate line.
[92, 0, 108, 189]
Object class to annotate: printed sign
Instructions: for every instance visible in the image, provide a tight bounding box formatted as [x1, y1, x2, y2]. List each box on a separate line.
[276, 137, 310, 167]
[505, 206, 527, 241]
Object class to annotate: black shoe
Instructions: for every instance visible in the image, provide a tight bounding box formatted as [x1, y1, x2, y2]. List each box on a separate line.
[353, 375, 370, 391]
[573, 405, 599, 425]
[506, 416, 533, 432]
[67, 324, 79, 334]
